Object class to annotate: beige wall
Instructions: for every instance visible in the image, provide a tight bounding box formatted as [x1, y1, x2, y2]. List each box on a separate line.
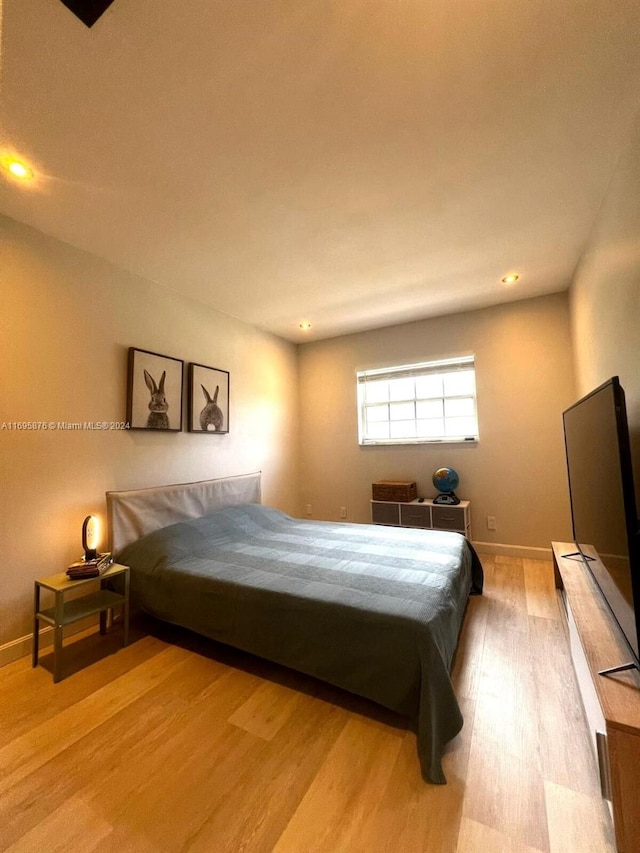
[0, 216, 299, 648]
[297, 292, 576, 550]
[570, 114, 640, 495]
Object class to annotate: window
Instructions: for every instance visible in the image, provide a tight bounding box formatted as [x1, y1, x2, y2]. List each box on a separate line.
[357, 355, 478, 445]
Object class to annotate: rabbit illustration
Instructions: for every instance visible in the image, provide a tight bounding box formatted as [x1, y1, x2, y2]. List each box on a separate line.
[144, 369, 169, 429]
[200, 384, 224, 431]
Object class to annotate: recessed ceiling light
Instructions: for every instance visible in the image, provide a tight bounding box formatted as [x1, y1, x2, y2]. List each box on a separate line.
[299, 321, 312, 330]
[1, 155, 35, 182]
[501, 273, 519, 285]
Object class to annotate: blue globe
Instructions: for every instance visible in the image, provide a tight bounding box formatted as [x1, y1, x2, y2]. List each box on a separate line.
[432, 467, 460, 495]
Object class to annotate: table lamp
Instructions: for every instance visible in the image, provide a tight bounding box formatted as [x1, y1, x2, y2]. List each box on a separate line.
[82, 515, 99, 561]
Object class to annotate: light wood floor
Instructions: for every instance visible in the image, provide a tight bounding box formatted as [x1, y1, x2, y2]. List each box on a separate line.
[0, 555, 615, 852]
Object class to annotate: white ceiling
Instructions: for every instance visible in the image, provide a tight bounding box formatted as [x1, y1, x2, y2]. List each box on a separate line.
[1, 1, 639, 342]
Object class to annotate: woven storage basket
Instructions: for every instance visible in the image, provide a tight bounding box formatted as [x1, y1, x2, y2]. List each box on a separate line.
[371, 480, 417, 502]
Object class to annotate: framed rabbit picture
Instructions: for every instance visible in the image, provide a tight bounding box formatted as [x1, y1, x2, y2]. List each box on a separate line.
[127, 347, 184, 431]
[188, 363, 230, 434]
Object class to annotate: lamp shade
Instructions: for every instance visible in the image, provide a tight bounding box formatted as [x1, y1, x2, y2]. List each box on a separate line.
[82, 515, 99, 560]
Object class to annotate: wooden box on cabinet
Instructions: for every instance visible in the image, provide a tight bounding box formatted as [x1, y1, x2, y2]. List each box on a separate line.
[371, 480, 417, 503]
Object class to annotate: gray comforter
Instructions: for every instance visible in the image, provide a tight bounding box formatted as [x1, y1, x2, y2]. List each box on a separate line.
[117, 503, 483, 783]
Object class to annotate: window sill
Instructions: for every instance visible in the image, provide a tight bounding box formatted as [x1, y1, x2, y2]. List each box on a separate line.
[359, 437, 478, 447]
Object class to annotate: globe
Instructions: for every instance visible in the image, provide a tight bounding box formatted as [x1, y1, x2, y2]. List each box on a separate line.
[432, 467, 460, 495]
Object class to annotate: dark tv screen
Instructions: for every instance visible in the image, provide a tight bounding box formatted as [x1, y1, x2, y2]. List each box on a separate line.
[563, 377, 640, 663]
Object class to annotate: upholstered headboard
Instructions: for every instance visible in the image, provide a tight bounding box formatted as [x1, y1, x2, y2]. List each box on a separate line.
[106, 472, 261, 555]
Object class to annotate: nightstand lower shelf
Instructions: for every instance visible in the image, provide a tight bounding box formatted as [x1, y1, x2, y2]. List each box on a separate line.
[36, 589, 126, 626]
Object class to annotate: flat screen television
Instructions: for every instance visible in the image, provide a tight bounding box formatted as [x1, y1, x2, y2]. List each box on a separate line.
[563, 376, 640, 670]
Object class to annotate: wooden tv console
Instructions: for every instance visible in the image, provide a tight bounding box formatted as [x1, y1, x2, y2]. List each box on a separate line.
[553, 543, 640, 853]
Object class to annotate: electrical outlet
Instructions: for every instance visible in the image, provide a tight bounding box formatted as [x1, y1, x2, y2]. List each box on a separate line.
[339, 507, 347, 519]
[306, 504, 312, 516]
[487, 515, 496, 530]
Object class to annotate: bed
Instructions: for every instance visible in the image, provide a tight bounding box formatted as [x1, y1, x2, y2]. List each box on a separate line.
[107, 472, 483, 783]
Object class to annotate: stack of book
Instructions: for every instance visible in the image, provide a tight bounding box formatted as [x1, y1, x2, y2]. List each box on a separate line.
[66, 552, 113, 580]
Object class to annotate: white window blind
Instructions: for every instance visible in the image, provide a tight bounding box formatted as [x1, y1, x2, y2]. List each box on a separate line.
[357, 356, 478, 445]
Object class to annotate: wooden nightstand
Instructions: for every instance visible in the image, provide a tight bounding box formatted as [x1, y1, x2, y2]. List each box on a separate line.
[32, 563, 130, 682]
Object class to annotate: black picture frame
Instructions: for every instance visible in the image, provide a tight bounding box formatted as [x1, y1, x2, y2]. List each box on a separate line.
[127, 348, 184, 432]
[188, 363, 230, 434]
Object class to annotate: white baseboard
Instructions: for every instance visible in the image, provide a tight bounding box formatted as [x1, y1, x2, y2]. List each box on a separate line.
[0, 629, 51, 668]
[0, 615, 100, 669]
[472, 540, 553, 560]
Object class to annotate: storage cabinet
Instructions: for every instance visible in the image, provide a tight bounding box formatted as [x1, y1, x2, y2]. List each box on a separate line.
[553, 543, 640, 852]
[371, 498, 471, 539]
